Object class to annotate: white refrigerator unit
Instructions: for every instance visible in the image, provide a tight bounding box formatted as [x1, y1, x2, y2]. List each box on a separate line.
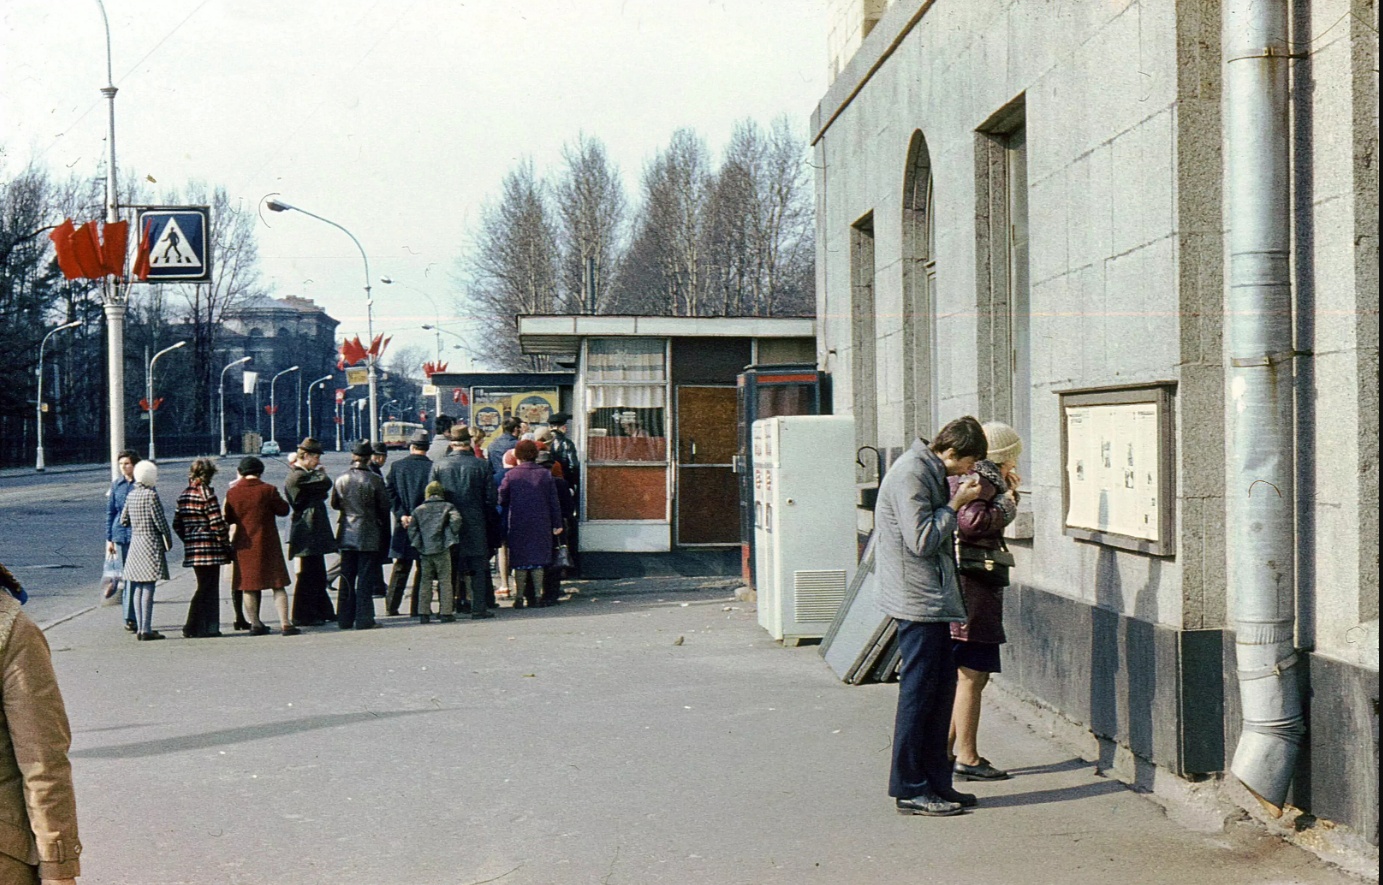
[753, 415, 856, 645]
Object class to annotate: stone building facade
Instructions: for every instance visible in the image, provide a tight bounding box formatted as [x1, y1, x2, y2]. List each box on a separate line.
[218, 295, 340, 449]
[815, 0, 1376, 847]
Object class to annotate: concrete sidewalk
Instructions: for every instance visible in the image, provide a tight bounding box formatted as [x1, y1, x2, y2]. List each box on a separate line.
[43, 571, 1359, 885]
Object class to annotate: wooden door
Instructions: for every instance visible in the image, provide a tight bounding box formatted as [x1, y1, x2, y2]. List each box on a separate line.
[676, 385, 739, 545]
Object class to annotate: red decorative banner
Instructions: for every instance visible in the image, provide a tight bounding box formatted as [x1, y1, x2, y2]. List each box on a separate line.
[138, 397, 165, 412]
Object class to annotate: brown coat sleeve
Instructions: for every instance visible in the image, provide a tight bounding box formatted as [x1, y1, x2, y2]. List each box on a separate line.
[2, 614, 81, 879]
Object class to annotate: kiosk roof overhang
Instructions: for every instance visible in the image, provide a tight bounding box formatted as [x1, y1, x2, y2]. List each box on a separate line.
[517, 315, 816, 355]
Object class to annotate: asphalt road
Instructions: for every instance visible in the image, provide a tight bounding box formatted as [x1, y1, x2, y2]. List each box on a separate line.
[0, 452, 354, 626]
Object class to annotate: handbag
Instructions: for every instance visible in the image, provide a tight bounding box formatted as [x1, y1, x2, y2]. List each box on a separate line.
[552, 543, 574, 571]
[957, 541, 1014, 585]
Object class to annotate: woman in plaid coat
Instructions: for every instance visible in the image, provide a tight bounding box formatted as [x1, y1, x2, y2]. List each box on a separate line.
[173, 458, 232, 639]
[119, 460, 173, 641]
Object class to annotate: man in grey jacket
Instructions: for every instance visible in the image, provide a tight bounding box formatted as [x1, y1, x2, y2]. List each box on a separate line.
[875, 416, 986, 817]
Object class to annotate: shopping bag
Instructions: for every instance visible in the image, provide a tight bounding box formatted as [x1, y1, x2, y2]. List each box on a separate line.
[552, 544, 574, 571]
[100, 551, 123, 604]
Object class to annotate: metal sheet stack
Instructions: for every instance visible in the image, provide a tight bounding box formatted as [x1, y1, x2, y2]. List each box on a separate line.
[819, 537, 899, 684]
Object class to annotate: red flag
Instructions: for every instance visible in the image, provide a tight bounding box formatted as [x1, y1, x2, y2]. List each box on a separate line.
[132, 218, 153, 281]
[101, 220, 128, 276]
[340, 336, 368, 366]
[70, 222, 105, 278]
[334, 388, 346, 404]
[265, 405, 279, 415]
[48, 219, 83, 279]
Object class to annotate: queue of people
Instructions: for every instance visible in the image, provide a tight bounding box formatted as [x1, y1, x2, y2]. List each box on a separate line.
[103, 417, 582, 640]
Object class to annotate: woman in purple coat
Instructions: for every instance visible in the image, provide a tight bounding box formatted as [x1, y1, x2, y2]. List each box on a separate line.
[497, 440, 563, 609]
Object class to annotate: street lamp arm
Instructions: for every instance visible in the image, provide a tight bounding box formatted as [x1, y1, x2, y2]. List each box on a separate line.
[270, 201, 371, 295]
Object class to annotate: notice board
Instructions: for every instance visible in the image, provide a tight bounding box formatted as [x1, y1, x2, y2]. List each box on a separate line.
[1058, 382, 1176, 556]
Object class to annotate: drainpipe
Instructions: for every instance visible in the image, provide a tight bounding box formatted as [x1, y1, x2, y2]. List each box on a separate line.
[1224, 0, 1303, 816]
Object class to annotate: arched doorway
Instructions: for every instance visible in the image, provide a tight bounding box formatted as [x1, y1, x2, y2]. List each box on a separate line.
[901, 130, 938, 440]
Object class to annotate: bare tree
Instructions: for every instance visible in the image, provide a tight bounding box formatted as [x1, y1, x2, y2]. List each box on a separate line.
[554, 134, 626, 314]
[701, 117, 814, 317]
[622, 129, 712, 316]
[462, 159, 559, 368]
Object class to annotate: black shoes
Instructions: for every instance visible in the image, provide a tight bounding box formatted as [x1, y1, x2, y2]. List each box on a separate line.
[419, 614, 431, 625]
[124, 619, 137, 632]
[248, 624, 272, 636]
[439, 614, 456, 623]
[136, 631, 165, 642]
[895, 792, 965, 817]
[936, 788, 978, 807]
[282, 625, 301, 636]
[954, 758, 1009, 781]
[233, 620, 252, 631]
[355, 622, 380, 631]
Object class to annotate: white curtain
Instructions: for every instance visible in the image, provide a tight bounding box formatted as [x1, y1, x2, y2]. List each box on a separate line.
[586, 338, 665, 382]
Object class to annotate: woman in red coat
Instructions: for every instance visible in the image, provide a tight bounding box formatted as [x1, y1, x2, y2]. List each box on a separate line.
[223, 457, 298, 636]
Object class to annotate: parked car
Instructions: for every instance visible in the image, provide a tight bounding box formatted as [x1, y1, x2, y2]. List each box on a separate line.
[261, 440, 281, 455]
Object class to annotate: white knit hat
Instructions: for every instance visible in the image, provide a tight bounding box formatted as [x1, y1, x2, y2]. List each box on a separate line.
[982, 422, 1023, 465]
[132, 460, 159, 488]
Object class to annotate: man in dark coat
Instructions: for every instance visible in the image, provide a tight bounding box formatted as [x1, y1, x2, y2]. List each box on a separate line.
[330, 441, 391, 630]
[486, 417, 521, 488]
[367, 442, 391, 599]
[285, 438, 337, 626]
[384, 430, 433, 616]
[535, 450, 575, 606]
[431, 426, 498, 619]
[547, 412, 581, 574]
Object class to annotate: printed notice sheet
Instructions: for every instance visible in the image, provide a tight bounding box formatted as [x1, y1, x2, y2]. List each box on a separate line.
[1065, 403, 1160, 541]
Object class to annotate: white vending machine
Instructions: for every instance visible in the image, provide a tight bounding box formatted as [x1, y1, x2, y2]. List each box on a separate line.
[752, 415, 856, 645]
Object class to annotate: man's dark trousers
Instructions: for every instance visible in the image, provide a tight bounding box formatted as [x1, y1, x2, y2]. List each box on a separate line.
[337, 550, 381, 629]
[888, 619, 958, 798]
[452, 552, 490, 616]
[386, 557, 423, 615]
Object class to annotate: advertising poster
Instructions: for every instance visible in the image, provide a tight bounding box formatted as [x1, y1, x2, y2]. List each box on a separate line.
[468, 388, 558, 453]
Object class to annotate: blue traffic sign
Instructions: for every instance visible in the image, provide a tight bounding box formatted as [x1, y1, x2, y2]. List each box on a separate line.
[136, 207, 211, 282]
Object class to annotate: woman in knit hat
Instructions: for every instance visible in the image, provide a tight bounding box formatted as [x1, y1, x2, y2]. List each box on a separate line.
[119, 460, 174, 641]
[947, 421, 1023, 781]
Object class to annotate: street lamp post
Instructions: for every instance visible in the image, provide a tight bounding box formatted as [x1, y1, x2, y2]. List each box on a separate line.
[35, 320, 82, 471]
[306, 374, 332, 440]
[219, 356, 253, 457]
[380, 277, 444, 361]
[269, 366, 300, 446]
[95, 0, 127, 480]
[266, 199, 377, 445]
[147, 340, 187, 461]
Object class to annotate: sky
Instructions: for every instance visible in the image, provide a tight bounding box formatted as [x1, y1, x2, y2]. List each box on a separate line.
[1, 0, 829, 368]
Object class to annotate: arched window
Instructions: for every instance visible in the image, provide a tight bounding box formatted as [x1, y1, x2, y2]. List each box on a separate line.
[901, 130, 938, 439]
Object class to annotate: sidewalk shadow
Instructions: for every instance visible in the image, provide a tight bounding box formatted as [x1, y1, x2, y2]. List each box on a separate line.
[1003, 756, 1095, 777]
[975, 778, 1127, 809]
[72, 708, 438, 760]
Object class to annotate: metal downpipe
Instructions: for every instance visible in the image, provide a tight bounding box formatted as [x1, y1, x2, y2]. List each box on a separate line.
[1224, 0, 1304, 816]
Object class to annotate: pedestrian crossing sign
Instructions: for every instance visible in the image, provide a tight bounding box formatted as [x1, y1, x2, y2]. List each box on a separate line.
[135, 206, 212, 282]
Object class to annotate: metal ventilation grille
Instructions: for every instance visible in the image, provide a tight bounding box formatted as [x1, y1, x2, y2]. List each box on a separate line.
[793, 569, 848, 622]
